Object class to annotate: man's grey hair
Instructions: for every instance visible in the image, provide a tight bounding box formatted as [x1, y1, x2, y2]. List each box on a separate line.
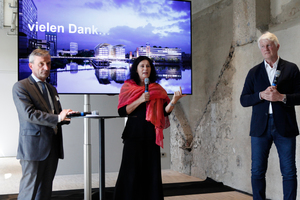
[258, 32, 280, 49]
[28, 49, 50, 63]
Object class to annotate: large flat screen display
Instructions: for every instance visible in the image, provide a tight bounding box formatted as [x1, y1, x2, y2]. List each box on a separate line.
[18, 0, 192, 95]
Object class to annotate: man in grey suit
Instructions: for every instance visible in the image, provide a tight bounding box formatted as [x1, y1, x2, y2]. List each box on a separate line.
[13, 49, 74, 200]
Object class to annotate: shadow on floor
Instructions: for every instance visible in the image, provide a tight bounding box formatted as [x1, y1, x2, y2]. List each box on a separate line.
[0, 178, 248, 200]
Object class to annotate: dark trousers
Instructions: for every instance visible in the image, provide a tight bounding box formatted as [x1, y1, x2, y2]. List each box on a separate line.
[18, 148, 59, 200]
[251, 114, 297, 200]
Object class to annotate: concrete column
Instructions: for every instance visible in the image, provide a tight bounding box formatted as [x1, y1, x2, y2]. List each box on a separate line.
[233, 0, 256, 46]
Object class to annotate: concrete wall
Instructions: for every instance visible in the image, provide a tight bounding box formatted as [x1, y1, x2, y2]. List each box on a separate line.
[170, 0, 300, 199]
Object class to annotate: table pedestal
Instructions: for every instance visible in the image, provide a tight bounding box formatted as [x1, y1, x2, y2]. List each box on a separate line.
[80, 115, 122, 200]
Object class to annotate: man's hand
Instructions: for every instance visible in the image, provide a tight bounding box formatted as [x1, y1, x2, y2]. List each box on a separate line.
[260, 86, 284, 102]
[59, 109, 73, 122]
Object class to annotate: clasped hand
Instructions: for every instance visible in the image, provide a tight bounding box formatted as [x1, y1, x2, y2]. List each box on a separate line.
[260, 86, 283, 102]
[139, 92, 150, 103]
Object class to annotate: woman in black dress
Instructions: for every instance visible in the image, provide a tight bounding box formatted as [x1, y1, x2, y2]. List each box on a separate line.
[113, 56, 185, 200]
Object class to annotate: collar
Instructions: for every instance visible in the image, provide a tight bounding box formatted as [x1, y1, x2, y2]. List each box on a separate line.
[264, 56, 279, 70]
[31, 73, 44, 83]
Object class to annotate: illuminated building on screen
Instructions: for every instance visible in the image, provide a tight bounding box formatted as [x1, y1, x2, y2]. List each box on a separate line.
[70, 42, 78, 55]
[94, 43, 125, 59]
[135, 42, 182, 61]
[45, 32, 57, 56]
[19, 0, 38, 57]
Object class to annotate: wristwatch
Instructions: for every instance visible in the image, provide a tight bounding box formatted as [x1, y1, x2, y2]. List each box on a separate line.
[282, 94, 287, 104]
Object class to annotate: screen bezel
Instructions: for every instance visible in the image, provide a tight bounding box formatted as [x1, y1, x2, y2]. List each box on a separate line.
[17, 0, 192, 95]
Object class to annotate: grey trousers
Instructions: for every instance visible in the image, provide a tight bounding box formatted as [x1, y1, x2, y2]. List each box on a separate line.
[18, 149, 59, 200]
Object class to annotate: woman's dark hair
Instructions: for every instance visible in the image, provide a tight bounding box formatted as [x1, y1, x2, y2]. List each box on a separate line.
[130, 56, 157, 85]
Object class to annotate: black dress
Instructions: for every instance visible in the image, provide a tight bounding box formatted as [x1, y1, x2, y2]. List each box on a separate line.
[113, 102, 169, 200]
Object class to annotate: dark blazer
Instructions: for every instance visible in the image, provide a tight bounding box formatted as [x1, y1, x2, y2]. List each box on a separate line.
[240, 58, 300, 137]
[12, 75, 66, 161]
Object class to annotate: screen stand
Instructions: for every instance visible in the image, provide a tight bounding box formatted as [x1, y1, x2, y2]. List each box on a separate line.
[84, 94, 92, 200]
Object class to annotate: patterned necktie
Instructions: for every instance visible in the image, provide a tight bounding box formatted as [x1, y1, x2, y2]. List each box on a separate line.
[40, 82, 51, 110]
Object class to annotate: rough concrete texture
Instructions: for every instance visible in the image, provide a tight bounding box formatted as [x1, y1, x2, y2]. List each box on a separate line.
[170, 0, 300, 199]
[191, 44, 236, 179]
[271, 0, 300, 25]
[189, 0, 234, 131]
[256, 0, 271, 32]
[233, 0, 256, 46]
[169, 103, 193, 175]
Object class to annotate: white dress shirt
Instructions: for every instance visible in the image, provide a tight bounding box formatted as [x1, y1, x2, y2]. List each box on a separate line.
[263, 57, 279, 114]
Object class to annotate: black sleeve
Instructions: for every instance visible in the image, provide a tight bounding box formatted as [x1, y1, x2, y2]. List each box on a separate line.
[118, 105, 127, 117]
[164, 102, 171, 116]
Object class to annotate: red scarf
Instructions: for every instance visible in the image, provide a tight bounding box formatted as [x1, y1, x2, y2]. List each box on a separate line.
[118, 79, 170, 148]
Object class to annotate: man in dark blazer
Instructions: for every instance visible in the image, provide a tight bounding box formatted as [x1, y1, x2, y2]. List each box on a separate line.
[12, 49, 73, 200]
[240, 32, 300, 200]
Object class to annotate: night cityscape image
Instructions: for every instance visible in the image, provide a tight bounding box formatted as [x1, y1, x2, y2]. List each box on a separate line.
[18, 0, 192, 94]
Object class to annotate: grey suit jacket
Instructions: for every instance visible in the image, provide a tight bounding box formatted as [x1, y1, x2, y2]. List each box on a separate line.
[13, 75, 66, 161]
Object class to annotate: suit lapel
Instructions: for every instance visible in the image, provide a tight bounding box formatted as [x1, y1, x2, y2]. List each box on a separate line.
[259, 61, 271, 86]
[276, 58, 285, 85]
[46, 82, 60, 114]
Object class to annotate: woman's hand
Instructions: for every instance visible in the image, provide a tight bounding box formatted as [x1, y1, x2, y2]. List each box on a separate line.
[126, 92, 150, 114]
[165, 87, 186, 113]
[139, 92, 150, 103]
[172, 86, 186, 104]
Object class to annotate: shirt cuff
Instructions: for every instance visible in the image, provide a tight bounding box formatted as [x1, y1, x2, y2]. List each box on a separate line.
[259, 92, 262, 100]
[58, 115, 61, 123]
